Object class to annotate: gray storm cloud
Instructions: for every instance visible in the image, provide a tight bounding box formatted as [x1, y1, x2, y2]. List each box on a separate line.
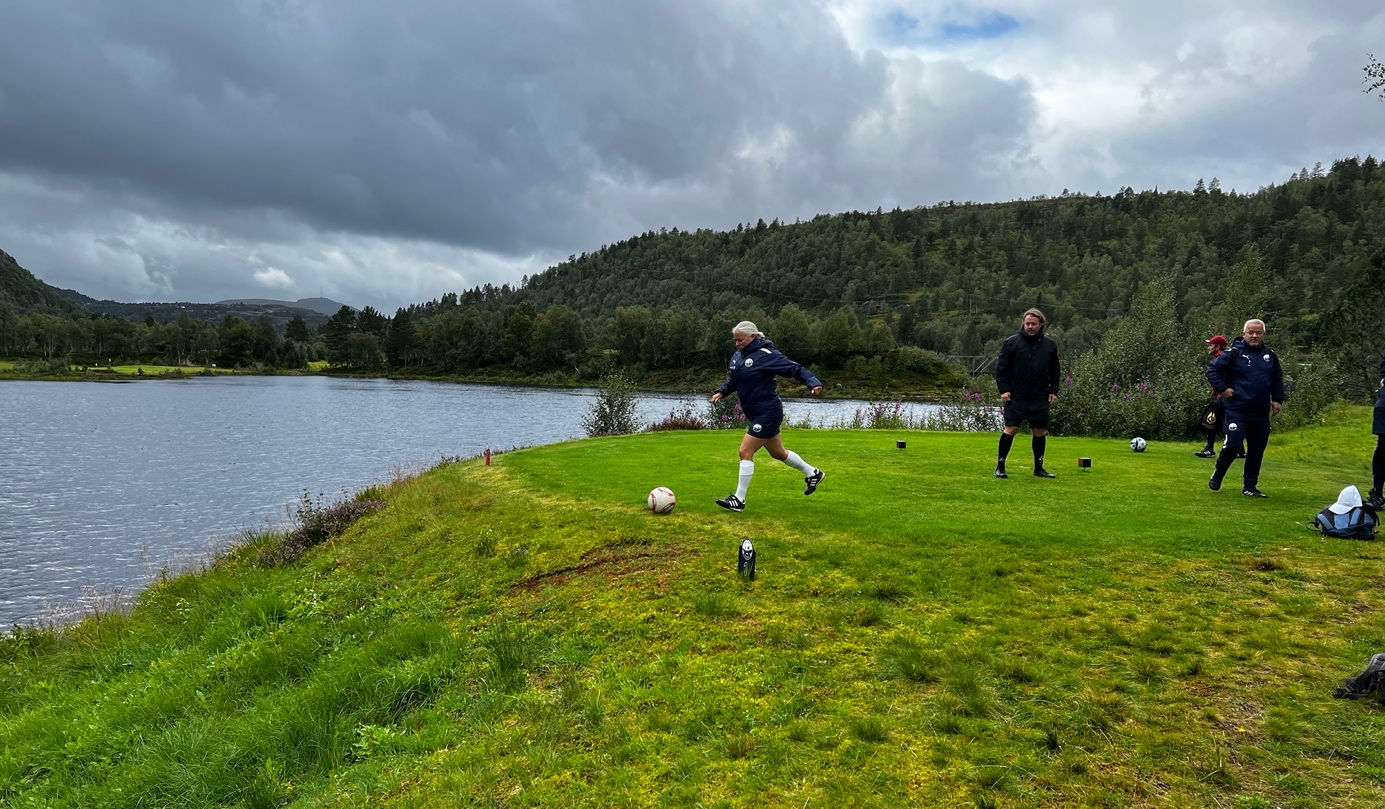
[0, 0, 1381, 309]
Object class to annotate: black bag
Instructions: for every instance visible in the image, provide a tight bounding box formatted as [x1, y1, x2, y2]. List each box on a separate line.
[1313, 505, 1378, 540]
[1197, 400, 1224, 436]
[1334, 653, 1385, 702]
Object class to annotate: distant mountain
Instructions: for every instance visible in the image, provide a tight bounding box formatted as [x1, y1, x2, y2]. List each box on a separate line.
[4, 249, 351, 330]
[60, 295, 333, 330]
[215, 297, 353, 316]
[0, 250, 90, 317]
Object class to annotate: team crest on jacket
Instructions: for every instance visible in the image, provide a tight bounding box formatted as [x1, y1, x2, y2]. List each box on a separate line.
[1262, 354, 1270, 362]
[744, 358, 754, 367]
[1228, 422, 1238, 431]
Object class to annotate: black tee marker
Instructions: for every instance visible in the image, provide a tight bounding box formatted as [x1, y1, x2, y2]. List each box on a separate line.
[738, 539, 756, 581]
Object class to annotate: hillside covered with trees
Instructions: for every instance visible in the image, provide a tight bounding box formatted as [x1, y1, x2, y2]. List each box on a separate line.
[2, 157, 1383, 424]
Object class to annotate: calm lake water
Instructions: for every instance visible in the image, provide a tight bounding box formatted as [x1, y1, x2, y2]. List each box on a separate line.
[0, 376, 937, 627]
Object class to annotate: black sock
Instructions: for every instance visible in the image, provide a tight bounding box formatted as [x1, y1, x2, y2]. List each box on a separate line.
[1033, 434, 1047, 469]
[997, 433, 1014, 467]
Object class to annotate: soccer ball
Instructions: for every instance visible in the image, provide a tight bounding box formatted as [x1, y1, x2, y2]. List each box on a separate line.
[1130, 437, 1148, 452]
[647, 486, 676, 514]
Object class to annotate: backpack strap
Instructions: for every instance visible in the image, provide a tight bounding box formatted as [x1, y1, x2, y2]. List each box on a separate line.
[1222, 346, 1241, 389]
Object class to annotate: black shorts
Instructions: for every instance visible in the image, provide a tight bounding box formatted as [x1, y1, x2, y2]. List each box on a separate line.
[1003, 399, 1049, 429]
[745, 406, 784, 439]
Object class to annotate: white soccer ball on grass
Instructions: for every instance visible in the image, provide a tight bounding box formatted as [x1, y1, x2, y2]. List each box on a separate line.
[1130, 436, 1148, 452]
[647, 486, 676, 514]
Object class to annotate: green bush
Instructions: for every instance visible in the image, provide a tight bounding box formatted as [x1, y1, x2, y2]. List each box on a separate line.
[581, 372, 640, 436]
[922, 392, 1004, 432]
[1051, 279, 1212, 440]
[706, 395, 747, 430]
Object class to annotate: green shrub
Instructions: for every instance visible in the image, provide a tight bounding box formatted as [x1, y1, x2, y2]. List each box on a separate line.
[707, 395, 747, 430]
[268, 490, 387, 565]
[1051, 279, 1213, 439]
[644, 401, 707, 432]
[922, 392, 1003, 432]
[581, 372, 640, 436]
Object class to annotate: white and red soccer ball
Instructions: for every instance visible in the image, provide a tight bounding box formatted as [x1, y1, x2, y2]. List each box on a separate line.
[647, 486, 676, 514]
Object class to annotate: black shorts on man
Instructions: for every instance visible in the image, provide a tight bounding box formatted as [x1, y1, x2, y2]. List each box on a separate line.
[1003, 400, 1049, 430]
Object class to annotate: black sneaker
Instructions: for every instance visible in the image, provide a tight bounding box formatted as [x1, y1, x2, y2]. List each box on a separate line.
[804, 469, 825, 495]
[1033, 469, 1056, 479]
[1208, 477, 1222, 491]
[1368, 489, 1384, 510]
[1194, 449, 1215, 458]
[1242, 487, 1267, 498]
[715, 494, 745, 512]
[994, 467, 1007, 479]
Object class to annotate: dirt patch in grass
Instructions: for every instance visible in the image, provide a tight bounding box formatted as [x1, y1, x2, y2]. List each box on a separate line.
[511, 541, 684, 590]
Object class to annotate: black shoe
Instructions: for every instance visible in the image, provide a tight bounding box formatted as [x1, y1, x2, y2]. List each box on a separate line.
[715, 494, 745, 512]
[1194, 449, 1215, 458]
[1237, 450, 1247, 458]
[1033, 469, 1056, 479]
[1368, 489, 1384, 510]
[1242, 487, 1267, 498]
[994, 467, 1008, 479]
[1208, 477, 1222, 491]
[804, 469, 825, 495]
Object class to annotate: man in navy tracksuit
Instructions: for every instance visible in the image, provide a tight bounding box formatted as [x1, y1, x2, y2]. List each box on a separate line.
[1205, 319, 1284, 498]
[710, 321, 825, 512]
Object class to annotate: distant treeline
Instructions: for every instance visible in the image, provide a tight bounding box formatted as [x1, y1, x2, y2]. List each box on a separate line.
[3, 157, 1384, 393]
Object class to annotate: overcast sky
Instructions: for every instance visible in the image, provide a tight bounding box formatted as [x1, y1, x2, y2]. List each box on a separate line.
[1, 1, 1381, 312]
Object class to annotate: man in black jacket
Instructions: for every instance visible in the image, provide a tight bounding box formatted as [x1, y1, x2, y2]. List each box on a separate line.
[994, 308, 1061, 478]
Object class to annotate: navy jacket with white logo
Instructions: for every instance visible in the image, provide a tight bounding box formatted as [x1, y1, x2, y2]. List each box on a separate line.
[714, 337, 821, 421]
[1205, 336, 1284, 417]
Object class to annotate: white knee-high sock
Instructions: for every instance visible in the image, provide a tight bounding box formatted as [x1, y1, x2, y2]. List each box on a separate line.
[735, 460, 754, 500]
[781, 450, 814, 475]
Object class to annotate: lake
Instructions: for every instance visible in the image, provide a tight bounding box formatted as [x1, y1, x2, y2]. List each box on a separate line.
[0, 375, 940, 627]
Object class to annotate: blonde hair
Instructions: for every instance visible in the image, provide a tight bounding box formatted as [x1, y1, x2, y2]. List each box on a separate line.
[733, 321, 763, 338]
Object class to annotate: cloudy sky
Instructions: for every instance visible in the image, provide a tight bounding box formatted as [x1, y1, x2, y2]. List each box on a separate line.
[1, 1, 1381, 312]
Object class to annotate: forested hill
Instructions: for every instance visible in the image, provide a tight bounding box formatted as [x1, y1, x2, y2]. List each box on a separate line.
[0, 250, 87, 317]
[412, 156, 1384, 360]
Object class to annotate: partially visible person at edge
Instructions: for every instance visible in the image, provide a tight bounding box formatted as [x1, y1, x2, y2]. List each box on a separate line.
[710, 321, 825, 513]
[1194, 335, 1229, 458]
[1368, 347, 1385, 509]
[1205, 319, 1284, 498]
[994, 308, 1061, 479]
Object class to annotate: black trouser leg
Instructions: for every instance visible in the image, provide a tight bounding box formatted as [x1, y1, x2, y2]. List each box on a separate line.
[1242, 418, 1271, 490]
[1213, 423, 1244, 483]
[1373, 435, 1385, 493]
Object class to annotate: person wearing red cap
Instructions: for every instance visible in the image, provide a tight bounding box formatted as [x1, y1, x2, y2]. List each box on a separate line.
[1194, 336, 1228, 457]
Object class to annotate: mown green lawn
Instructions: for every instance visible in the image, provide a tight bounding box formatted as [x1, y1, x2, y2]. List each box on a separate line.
[2, 408, 1384, 808]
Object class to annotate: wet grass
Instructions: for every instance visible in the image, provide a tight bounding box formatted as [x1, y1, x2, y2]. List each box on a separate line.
[2, 407, 1385, 806]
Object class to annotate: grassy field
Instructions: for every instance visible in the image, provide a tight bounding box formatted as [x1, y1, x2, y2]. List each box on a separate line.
[93, 364, 236, 376]
[3, 409, 1385, 807]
